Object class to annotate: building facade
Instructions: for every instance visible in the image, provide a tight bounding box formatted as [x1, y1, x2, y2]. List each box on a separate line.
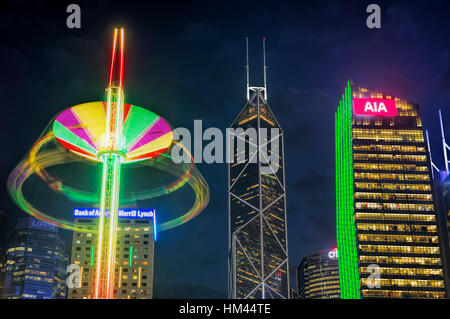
[296, 248, 340, 299]
[336, 81, 447, 298]
[442, 173, 450, 251]
[437, 172, 450, 284]
[228, 87, 289, 299]
[67, 209, 155, 299]
[1, 218, 68, 299]
[0, 211, 8, 293]
[0, 211, 8, 257]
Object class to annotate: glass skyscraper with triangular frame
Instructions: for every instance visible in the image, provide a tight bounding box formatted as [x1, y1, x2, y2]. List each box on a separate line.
[228, 86, 289, 299]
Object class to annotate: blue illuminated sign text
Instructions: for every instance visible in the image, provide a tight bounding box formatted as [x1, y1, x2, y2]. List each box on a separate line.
[73, 208, 155, 219]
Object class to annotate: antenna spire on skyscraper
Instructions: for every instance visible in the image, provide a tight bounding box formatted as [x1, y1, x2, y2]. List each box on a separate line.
[246, 37, 249, 101]
[263, 37, 267, 101]
[245, 37, 268, 101]
[439, 109, 450, 174]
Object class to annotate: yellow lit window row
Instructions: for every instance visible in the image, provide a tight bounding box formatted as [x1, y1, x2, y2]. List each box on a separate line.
[362, 289, 444, 299]
[356, 223, 437, 233]
[360, 266, 442, 277]
[354, 153, 427, 163]
[360, 278, 444, 288]
[358, 233, 439, 244]
[353, 118, 384, 126]
[307, 280, 340, 289]
[353, 144, 426, 153]
[354, 163, 428, 172]
[354, 117, 421, 127]
[354, 192, 432, 202]
[359, 255, 442, 266]
[353, 128, 424, 143]
[307, 276, 339, 284]
[359, 244, 440, 255]
[354, 172, 429, 182]
[355, 202, 434, 212]
[355, 212, 435, 222]
[352, 91, 419, 114]
[355, 182, 431, 192]
[308, 285, 341, 293]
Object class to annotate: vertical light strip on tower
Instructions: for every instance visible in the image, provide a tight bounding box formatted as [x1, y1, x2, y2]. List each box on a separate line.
[94, 28, 125, 299]
[439, 109, 450, 175]
[335, 81, 360, 299]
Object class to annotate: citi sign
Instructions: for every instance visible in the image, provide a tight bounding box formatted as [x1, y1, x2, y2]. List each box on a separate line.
[353, 98, 397, 116]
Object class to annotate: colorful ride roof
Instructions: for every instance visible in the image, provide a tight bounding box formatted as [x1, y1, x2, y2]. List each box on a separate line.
[52, 102, 173, 163]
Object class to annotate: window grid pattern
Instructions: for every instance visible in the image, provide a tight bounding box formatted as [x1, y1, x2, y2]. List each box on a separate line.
[297, 250, 340, 299]
[336, 81, 361, 299]
[228, 89, 289, 299]
[67, 218, 154, 299]
[351, 85, 446, 299]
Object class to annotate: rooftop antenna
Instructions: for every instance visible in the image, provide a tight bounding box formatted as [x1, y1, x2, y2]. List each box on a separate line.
[246, 37, 250, 101]
[439, 109, 450, 174]
[426, 129, 439, 179]
[263, 37, 267, 101]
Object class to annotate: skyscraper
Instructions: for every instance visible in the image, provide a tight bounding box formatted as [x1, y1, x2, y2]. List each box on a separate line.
[67, 208, 155, 299]
[435, 172, 450, 287]
[0, 211, 8, 256]
[443, 173, 450, 249]
[336, 81, 447, 299]
[427, 109, 450, 291]
[1, 217, 68, 299]
[296, 248, 340, 299]
[0, 211, 8, 295]
[228, 39, 289, 299]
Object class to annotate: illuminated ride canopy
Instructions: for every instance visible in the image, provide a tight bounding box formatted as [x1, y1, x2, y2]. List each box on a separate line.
[7, 28, 209, 299]
[53, 102, 173, 163]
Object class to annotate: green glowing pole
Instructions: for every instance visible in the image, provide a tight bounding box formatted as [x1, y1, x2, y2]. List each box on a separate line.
[129, 246, 133, 266]
[90, 245, 95, 267]
[94, 28, 125, 299]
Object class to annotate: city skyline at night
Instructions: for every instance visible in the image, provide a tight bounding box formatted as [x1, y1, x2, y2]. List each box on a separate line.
[1, 0, 450, 300]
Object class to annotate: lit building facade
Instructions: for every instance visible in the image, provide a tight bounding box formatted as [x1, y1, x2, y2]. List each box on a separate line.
[67, 209, 155, 299]
[296, 248, 340, 299]
[336, 81, 447, 298]
[228, 86, 289, 299]
[443, 173, 450, 250]
[1, 218, 68, 299]
[0, 211, 8, 296]
[437, 172, 450, 283]
[0, 211, 8, 257]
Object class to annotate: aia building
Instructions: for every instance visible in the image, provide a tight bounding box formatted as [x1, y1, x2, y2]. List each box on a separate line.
[335, 81, 448, 298]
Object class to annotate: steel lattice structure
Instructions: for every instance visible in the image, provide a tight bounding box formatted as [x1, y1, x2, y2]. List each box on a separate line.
[228, 70, 289, 299]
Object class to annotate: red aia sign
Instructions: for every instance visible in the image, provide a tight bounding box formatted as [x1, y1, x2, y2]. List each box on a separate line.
[353, 98, 397, 116]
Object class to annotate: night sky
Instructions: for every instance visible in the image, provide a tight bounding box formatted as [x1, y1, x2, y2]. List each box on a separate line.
[1, 0, 450, 298]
